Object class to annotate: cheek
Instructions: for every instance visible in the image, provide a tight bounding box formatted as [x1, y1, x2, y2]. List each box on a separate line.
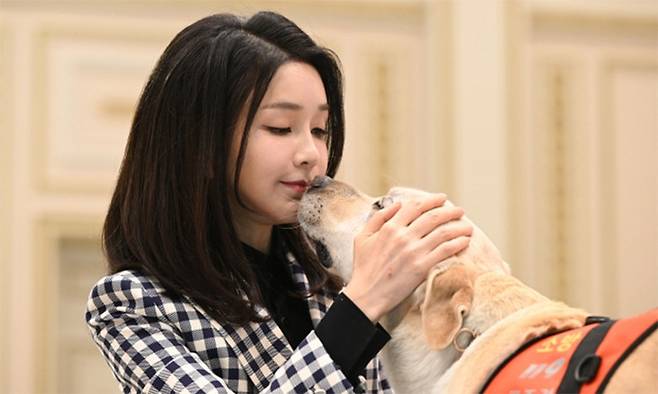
[317, 141, 330, 171]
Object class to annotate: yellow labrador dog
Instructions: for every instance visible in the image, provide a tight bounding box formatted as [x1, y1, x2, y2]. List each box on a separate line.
[298, 176, 658, 394]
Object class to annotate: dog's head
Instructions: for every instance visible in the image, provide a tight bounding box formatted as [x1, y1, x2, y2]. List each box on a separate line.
[298, 176, 510, 282]
[298, 177, 518, 343]
[298, 177, 586, 388]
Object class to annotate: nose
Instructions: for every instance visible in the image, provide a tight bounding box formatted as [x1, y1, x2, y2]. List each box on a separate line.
[309, 175, 332, 190]
[294, 132, 320, 167]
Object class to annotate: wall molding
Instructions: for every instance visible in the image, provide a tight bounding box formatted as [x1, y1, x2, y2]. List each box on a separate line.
[0, 0, 425, 21]
[599, 57, 658, 315]
[371, 53, 393, 194]
[505, 0, 525, 274]
[532, 11, 658, 43]
[31, 25, 171, 195]
[33, 216, 104, 393]
[0, 18, 12, 394]
[547, 63, 571, 302]
[424, 0, 455, 195]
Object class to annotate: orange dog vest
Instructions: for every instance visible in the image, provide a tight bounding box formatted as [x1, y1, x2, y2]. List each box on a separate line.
[482, 308, 658, 394]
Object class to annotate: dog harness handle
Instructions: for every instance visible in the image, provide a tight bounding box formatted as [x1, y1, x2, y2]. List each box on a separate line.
[555, 319, 614, 393]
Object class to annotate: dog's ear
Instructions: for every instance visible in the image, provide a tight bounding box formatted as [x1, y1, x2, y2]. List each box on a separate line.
[421, 265, 476, 350]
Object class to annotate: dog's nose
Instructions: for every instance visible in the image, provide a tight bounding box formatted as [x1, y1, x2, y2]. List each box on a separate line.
[309, 175, 332, 190]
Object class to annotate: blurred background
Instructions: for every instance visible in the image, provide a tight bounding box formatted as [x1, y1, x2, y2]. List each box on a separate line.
[0, 0, 656, 392]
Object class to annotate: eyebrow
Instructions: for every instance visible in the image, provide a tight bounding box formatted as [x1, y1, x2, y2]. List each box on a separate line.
[260, 101, 329, 111]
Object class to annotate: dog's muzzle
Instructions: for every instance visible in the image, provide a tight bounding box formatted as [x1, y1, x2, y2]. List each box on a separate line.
[301, 176, 334, 268]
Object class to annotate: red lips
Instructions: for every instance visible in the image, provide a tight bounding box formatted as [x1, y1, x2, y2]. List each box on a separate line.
[281, 180, 309, 194]
[282, 180, 309, 187]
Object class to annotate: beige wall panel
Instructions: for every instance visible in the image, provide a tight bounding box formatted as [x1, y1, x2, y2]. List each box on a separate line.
[345, 38, 426, 196]
[32, 219, 112, 393]
[32, 28, 171, 194]
[524, 50, 601, 311]
[522, 55, 578, 302]
[602, 63, 658, 316]
[514, 2, 658, 317]
[2, 12, 185, 393]
[453, 0, 509, 255]
[423, 0, 455, 195]
[0, 16, 13, 394]
[57, 237, 116, 393]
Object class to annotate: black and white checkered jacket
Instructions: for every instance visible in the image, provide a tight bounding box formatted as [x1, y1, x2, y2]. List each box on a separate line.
[85, 253, 393, 393]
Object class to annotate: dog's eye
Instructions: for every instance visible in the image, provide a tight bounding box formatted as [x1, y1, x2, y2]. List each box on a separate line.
[373, 197, 392, 210]
[372, 196, 394, 211]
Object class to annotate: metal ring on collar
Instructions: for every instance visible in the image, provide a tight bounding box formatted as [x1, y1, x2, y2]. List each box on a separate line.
[453, 327, 479, 353]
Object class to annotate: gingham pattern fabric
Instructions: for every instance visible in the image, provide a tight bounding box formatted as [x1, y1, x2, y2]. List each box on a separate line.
[86, 253, 393, 393]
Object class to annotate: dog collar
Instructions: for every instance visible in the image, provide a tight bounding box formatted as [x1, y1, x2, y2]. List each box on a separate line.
[453, 327, 479, 353]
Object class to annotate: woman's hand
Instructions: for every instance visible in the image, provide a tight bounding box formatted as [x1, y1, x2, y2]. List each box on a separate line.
[343, 194, 473, 322]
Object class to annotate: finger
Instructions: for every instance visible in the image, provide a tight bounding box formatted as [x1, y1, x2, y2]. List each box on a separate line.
[361, 201, 402, 235]
[420, 235, 471, 270]
[417, 219, 473, 252]
[389, 193, 447, 227]
[407, 205, 465, 238]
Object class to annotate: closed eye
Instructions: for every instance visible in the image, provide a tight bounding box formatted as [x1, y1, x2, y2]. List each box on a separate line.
[265, 126, 291, 134]
[312, 127, 330, 140]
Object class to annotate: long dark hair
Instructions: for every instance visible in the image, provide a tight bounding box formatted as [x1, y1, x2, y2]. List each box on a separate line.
[103, 11, 344, 324]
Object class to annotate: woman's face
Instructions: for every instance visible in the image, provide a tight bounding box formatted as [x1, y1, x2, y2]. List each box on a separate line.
[230, 61, 330, 232]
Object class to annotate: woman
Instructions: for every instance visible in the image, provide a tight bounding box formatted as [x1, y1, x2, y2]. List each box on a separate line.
[86, 11, 472, 393]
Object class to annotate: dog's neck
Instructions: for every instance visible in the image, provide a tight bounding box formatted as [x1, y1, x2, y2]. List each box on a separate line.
[433, 301, 588, 393]
[466, 272, 551, 332]
[379, 272, 585, 394]
[380, 310, 462, 394]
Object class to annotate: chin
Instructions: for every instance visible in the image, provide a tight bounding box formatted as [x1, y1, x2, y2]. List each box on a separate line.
[271, 210, 298, 226]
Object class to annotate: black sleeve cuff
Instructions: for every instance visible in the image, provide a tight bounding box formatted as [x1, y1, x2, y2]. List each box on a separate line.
[315, 292, 391, 386]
